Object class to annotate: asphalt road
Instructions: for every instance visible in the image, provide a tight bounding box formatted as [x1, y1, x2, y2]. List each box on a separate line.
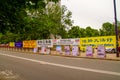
[0, 50, 120, 80]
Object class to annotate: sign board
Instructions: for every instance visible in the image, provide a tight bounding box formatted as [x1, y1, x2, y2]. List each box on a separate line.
[97, 45, 106, 58]
[9, 42, 15, 47]
[15, 41, 22, 48]
[72, 45, 79, 56]
[37, 39, 53, 47]
[80, 36, 116, 51]
[53, 38, 80, 45]
[33, 48, 38, 53]
[86, 46, 93, 57]
[64, 46, 70, 55]
[23, 40, 37, 48]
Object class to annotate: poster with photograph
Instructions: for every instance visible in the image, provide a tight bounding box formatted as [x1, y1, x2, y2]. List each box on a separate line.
[41, 46, 46, 54]
[56, 46, 62, 54]
[33, 48, 37, 53]
[64, 46, 70, 55]
[86, 46, 93, 57]
[97, 45, 106, 58]
[45, 48, 50, 54]
[72, 46, 79, 56]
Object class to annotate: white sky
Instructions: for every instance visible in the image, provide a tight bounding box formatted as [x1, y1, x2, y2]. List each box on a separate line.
[61, 0, 120, 29]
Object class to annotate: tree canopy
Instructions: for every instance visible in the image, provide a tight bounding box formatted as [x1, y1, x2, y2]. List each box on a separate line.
[0, 0, 120, 44]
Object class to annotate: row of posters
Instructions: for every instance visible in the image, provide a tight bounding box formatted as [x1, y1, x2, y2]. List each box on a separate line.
[34, 45, 79, 56]
[8, 41, 106, 58]
[33, 47, 51, 54]
[86, 45, 106, 58]
[56, 45, 79, 56]
[55, 45, 106, 58]
[8, 36, 116, 50]
[8, 39, 80, 48]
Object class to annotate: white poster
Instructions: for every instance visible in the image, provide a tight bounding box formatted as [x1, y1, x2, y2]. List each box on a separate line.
[64, 46, 70, 55]
[41, 46, 46, 54]
[40, 46, 50, 54]
[33, 48, 37, 53]
[86, 46, 93, 57]
[72, 46, 79, 56]
[46, 48, 50, 54]
[97, 45, 106, 58]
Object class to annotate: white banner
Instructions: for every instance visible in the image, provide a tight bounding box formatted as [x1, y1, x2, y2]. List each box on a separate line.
[37, 39, 53, 47]
[53, 38, 80, 45]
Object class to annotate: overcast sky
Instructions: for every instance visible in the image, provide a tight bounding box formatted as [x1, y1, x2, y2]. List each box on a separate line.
[61, 0, 120, 29]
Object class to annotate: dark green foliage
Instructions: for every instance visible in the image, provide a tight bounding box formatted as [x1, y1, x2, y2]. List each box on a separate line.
[0, 0, 119, 43]
[0, 0, 62, 43]
[68, 22, 120, 38]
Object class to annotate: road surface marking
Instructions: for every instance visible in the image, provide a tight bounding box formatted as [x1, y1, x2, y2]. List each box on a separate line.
[0, 53, 120, 76]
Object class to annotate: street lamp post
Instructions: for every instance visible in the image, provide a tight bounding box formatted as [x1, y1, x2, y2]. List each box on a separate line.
[113, 0, 119, 57]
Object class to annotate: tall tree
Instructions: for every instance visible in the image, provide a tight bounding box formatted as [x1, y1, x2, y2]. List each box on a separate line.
[99, 22, 115, 36]
[68, 26, 81, 38]
[0, 0, 59, 33]
[0, 0, 59, 43]
[61, 5, 73, 31]
[85, 26, 99, 37]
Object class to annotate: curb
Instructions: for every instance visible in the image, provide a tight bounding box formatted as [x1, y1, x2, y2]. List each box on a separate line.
[1, 50, 120, 61]
[50, 54, 120, 61]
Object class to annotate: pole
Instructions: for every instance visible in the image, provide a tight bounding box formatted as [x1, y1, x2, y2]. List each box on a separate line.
[113, 0, 119, 57]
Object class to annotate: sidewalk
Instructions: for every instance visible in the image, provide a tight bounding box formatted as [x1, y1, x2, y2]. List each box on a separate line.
[1, 49, 120, 61]
[80, 53, 120, 61]
[51, 51, 120, 61]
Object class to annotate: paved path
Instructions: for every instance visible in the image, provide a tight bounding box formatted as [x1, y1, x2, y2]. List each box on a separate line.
[0, 50, 120, 80]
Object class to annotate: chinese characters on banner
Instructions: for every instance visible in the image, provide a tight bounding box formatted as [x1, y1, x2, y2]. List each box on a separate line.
[23, 40, 36, 48]
[80, 36, 116, 51]
[86, 46, 93, 57]
[37, 39, 53, 47]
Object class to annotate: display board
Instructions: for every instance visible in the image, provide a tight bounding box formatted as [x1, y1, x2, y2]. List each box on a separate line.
[80, 36, 116, 51]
